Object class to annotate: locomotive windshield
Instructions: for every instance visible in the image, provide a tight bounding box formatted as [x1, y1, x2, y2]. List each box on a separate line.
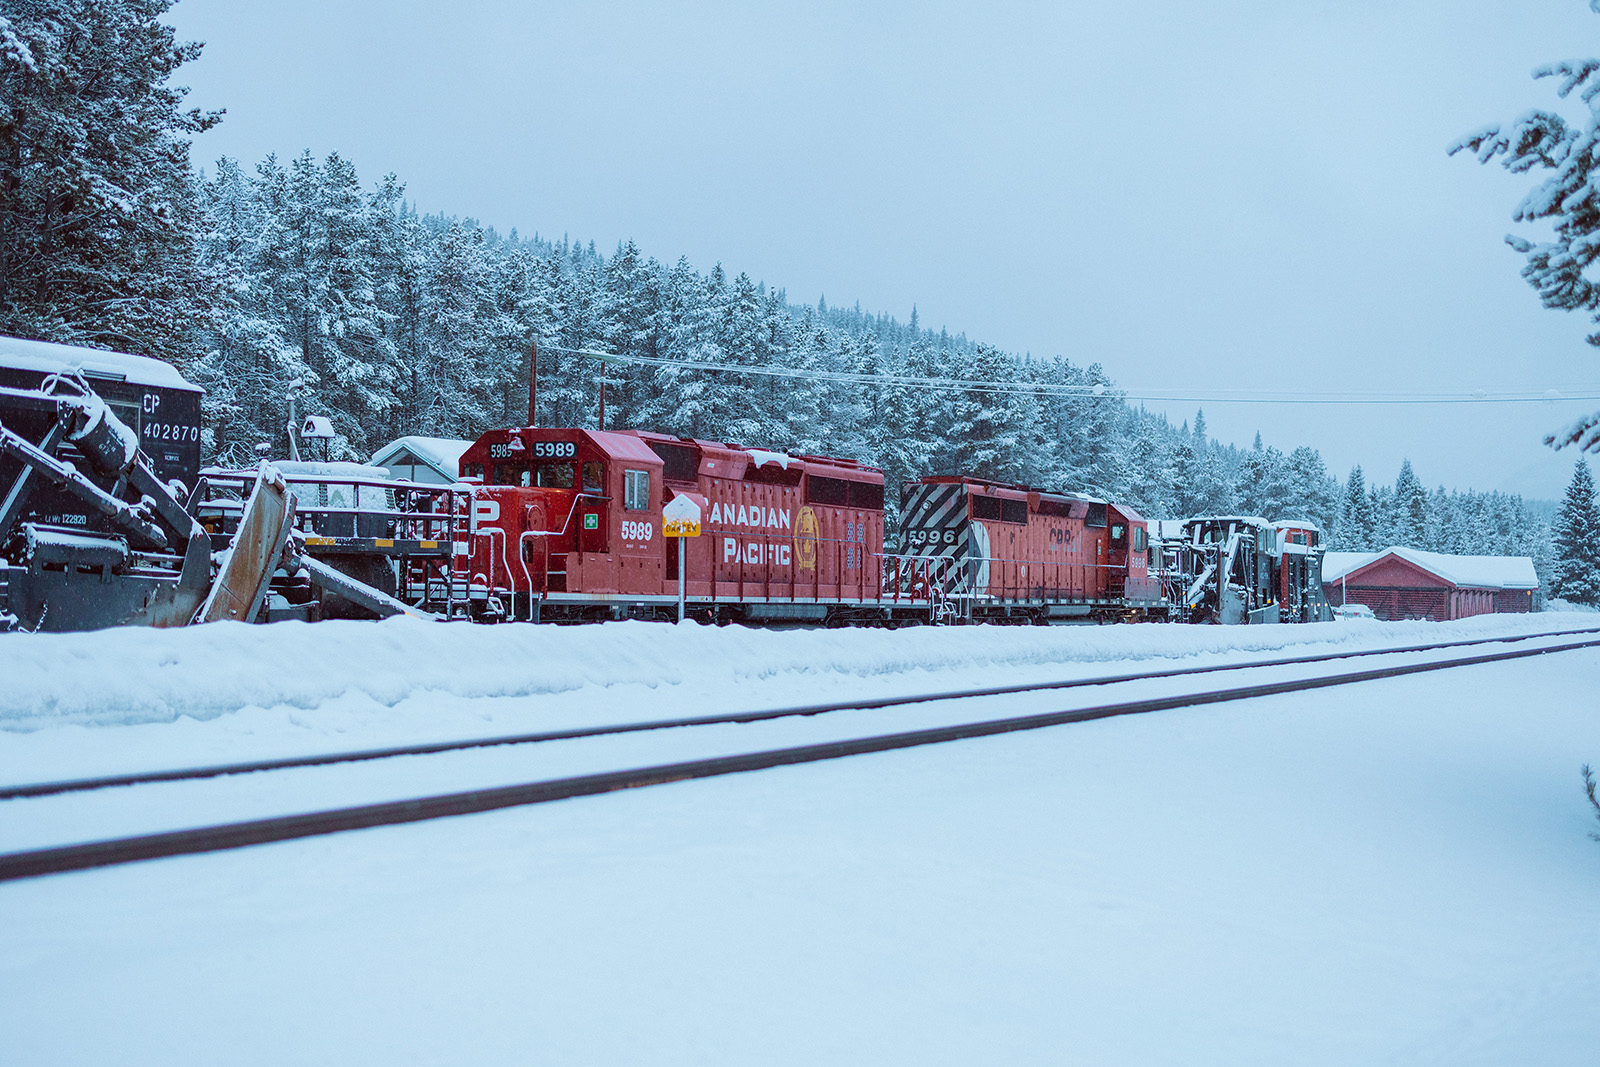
[491, 460, 576, 488]
[537, 461, 575, 488]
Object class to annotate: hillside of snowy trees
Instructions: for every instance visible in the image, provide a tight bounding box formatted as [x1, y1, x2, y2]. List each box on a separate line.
[0, 0, 1564, 594]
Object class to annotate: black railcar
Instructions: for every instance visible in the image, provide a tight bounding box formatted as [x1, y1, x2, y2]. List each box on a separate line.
[0, 336, 203, 533]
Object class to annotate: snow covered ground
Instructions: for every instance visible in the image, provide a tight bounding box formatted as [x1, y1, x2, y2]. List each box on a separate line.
[3, 614, 1599, 1064]
[2, 611, 1596, 783]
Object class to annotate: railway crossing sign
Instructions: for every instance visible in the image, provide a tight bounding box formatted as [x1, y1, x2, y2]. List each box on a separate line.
[662, 494, 701, 537]
[662, 494, 701, 623]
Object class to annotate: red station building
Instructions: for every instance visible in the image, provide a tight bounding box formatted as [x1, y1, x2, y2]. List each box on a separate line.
[1321, 546, 1538, 621]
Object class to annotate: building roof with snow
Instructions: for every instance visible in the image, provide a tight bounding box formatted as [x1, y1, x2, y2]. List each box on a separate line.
[1322, 547, 1538, 590]
[369, 436, 472, 484]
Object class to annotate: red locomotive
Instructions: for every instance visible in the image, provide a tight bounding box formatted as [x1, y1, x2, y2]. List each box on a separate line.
[898, 476, 1165, 622]
[456, 426, 907, 624]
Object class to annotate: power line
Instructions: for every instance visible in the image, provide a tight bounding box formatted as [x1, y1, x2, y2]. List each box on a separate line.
[537, 343, 1600, 406]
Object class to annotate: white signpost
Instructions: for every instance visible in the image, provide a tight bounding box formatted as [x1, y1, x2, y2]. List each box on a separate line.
[662, 494, 702, 622]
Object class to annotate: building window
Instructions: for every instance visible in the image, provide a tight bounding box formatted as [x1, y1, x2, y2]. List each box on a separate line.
[624, 469, 650, 510]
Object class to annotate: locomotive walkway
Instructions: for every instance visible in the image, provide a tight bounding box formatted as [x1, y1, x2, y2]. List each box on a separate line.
[2, 627, 1597, 883]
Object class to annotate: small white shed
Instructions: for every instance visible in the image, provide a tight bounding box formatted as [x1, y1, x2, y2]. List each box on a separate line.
[369, 436, 471, 485]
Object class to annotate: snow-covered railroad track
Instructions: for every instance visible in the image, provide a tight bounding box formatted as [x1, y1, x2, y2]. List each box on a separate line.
[6, 625, 1597, 802]
[2, 628, 1598, 884]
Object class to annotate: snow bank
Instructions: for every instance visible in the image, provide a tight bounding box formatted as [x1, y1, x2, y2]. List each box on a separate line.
[1, 612, 1593, 733]
[3, 636, 1599, 1065]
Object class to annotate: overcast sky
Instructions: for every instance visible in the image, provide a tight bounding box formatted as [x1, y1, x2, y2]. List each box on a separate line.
[167, 0, 1600, 500]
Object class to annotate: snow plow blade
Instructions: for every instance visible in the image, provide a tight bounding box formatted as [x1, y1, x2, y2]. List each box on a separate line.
[197, 464, 297, 624]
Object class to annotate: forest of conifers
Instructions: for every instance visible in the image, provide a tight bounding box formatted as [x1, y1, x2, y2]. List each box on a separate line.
[0, 0, 1555, 585]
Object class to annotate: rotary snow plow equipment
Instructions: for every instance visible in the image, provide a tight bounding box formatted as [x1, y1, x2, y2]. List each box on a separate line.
[1159, 516, 1332, 625]
[0, 375, 430, 632]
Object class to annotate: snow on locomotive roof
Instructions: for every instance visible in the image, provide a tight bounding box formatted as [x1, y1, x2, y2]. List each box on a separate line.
[746, 449, 796, 470]
[1322, 546, 1538, 590]
[0, 334, 198, 392]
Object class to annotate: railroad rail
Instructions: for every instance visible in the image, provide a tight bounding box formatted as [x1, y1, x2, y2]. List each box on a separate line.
[6, 626, 1597, 802]
[2, 628, 1598, 883]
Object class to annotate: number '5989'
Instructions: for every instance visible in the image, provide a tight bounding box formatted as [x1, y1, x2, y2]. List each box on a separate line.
[533, 441, 576, 458]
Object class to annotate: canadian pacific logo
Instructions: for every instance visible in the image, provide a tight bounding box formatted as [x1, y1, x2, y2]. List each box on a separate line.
[713, 501, 798, 567]
[794, 506, 819, 571]
[707, 502, 790, 529]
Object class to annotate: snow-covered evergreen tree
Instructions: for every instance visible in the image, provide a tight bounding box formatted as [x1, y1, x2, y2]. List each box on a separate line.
[1451, 4, 1600, 455]
[1284, 446, 1339, 532]
[0, 0, 220, 358]
[1238, 443, 1290, 519]
[949, 342, 1028, 483]
[1390, 460, 1429, 548]
[1552, 459, 1600, 603]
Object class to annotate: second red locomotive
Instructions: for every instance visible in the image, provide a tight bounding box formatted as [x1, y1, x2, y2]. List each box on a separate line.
[899, 476, 1166, 622]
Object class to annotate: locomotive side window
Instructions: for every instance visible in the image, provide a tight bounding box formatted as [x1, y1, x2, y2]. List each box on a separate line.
[971, 495, 1002, 521]
[847, 481, 884, 510]
[1111, 523, 1125, 541]
[583, 461, 605, 493]
[808, 476, 849, 506]
[647, 441, 701, 483]
[623, 469, 650, 510]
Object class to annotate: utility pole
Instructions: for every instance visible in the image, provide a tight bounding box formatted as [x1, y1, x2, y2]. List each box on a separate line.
[526, 340, 538, 427]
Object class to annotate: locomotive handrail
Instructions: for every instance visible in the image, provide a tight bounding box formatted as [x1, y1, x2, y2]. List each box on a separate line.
[515, 492, 588, 538]
[478, 526, 511, 600]
[518, 531, 540, 620]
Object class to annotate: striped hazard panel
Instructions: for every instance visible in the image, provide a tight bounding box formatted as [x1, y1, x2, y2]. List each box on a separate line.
[899, 483, 970, 562]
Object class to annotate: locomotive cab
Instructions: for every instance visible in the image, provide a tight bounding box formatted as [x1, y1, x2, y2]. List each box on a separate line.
[458, 428, 665, 612]
[1107, 503, 1159, 603]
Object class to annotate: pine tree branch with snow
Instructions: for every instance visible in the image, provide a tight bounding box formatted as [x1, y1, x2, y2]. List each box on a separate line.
[1583, 764, 1600, 841]
[1449, 2, 1600, 453]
